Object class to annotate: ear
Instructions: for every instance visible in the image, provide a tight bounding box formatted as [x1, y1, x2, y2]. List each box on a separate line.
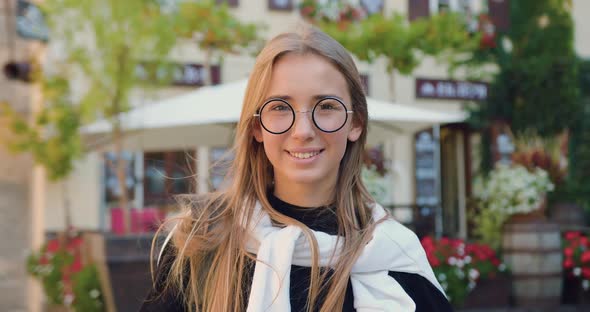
[253, 123, 264, 143]
[347, 121, 362, 142]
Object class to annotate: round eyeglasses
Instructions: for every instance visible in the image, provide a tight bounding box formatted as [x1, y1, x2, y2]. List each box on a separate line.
[253, 97, 354, 134]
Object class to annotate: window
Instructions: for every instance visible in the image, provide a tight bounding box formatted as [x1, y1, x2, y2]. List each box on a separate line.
[436, 0, 451, 13]
[143, 150, 195, 206]
[209, 147, 234, 191]
[360, 0, 384, 15]
[409, 0, 475, 21]
[269, 0, 293, 11]
[104, 152, 136, 205]
[216, 0, 238, 7]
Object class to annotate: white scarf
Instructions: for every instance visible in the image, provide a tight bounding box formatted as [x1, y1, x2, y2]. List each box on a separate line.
[244, 202, 446, 312]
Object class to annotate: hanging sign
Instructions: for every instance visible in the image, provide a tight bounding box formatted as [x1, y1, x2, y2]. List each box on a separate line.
[136, 62, 221, 86]
[416, 78, 488, 101]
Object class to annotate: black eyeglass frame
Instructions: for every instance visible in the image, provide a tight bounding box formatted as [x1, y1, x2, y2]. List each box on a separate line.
[253, 96, 354, 134]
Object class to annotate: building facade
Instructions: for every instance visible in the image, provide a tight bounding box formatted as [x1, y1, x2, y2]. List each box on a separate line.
[38, 0, 486, 239]
[38, 0, 590, 247]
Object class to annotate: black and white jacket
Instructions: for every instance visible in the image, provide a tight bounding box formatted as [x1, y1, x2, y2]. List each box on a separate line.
[140, 193, 453, 312]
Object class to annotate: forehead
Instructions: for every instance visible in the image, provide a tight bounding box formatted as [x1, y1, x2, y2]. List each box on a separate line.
[265, 53, 350, 105]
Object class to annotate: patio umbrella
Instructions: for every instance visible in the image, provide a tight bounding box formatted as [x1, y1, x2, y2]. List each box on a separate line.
[82, 78, 466, 150]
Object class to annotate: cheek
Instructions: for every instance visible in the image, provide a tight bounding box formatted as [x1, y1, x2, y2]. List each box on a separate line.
[328, 133, 350, 159]
[261, 135, 283, 161]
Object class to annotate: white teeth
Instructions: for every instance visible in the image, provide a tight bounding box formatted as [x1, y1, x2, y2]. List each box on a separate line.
[289, 151, 321, 159]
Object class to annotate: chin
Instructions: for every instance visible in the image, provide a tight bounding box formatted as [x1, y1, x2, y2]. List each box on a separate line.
[281, 172, 327, 186]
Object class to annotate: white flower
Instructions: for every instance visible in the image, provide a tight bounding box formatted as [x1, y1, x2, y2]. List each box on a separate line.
[468, 281, 477, 290]
[583, 280, 590, 290]
[89, 289, 100, 299]
[64, 294, 74, 306]
[469, 268, 480, 280]
[498, 263, 506, 271]
[473, 164, 553, 216]
[464, 255, 472, 264]
[574, 267, 582, 276]
[438, 273, 447, 282]
[456, 259, 465, 268]
[448, 257, 457, 266]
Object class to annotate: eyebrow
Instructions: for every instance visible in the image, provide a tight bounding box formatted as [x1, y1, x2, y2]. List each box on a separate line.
[263, 94, 344, 103]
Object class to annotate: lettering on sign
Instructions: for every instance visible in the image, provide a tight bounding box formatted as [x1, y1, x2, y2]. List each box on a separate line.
[416, 78, 488, 101]
[136, 63, 221, 86]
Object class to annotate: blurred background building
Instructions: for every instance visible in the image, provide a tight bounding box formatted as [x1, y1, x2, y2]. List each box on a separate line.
[1, 0, 590, 311]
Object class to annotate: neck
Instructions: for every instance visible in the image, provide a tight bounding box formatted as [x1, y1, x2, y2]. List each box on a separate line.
[273, 180, 335, 208]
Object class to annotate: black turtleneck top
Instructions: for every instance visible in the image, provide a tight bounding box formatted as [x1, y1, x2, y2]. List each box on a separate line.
[140, 193, 453, 312]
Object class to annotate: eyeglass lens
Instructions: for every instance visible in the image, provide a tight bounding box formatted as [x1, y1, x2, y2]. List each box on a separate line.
[259, 98, 349, 134]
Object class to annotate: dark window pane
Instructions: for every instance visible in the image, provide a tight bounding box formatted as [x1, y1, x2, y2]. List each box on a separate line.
[144, 153, 166, 200]
[104, 151, 136, 204]
[269, 0, 292, 11]
[409, 0, 430, 21]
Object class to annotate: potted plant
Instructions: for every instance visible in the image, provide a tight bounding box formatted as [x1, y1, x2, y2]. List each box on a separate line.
[27, 229, 104, 312]
[421, 236, 509, 308]
[471, 164, 554, 249]
[472, 164, 562, 308]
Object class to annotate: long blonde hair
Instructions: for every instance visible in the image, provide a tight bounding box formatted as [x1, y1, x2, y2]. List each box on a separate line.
[151, 25, 377, 312]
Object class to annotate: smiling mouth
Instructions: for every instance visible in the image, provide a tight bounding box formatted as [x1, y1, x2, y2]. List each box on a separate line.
[287, 150, 323, 159]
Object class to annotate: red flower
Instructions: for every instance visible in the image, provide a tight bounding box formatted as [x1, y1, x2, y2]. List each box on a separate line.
[583, 268, 590, 279]
[564, 247, 574, 257]
[70, 255, 83, 273]
[66, 237, 83, 253]
[581, 251, 590, 263]
[565, 231, 581, 241]
[563, 258, 574, 269]
[429, 256, 440, 267]
[39, 255, 49, 265]
[46, 239, 60, 253]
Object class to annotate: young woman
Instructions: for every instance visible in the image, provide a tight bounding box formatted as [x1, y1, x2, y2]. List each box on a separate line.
[140, 25, 452, 312]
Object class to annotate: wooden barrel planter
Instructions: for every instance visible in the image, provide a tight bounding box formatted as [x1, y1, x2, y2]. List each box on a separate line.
[502, 218, 563, 308]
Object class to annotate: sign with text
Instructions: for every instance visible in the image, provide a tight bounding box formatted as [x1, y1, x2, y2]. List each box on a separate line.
[136, 63, 221, 86]
[415, 78, 488, 101]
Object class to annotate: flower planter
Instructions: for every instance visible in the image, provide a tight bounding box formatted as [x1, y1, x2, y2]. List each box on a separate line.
[461, 273, 511, 308]
[502, 217, 562, 308]
[103, 232, 158, 312]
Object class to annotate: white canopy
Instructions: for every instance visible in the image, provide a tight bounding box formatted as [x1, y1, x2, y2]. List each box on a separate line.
[83, 79, 466, 150]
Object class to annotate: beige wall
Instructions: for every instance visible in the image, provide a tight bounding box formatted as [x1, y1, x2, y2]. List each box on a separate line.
[44, 153, 102, 231]
[0, 1, 36, 310]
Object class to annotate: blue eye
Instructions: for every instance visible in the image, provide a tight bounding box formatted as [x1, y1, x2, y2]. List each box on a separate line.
[317, 100, 343, 111]
[270, 103, 290, 111]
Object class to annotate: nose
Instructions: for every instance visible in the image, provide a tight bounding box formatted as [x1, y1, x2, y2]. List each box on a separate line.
[290, 110, 315, 140]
